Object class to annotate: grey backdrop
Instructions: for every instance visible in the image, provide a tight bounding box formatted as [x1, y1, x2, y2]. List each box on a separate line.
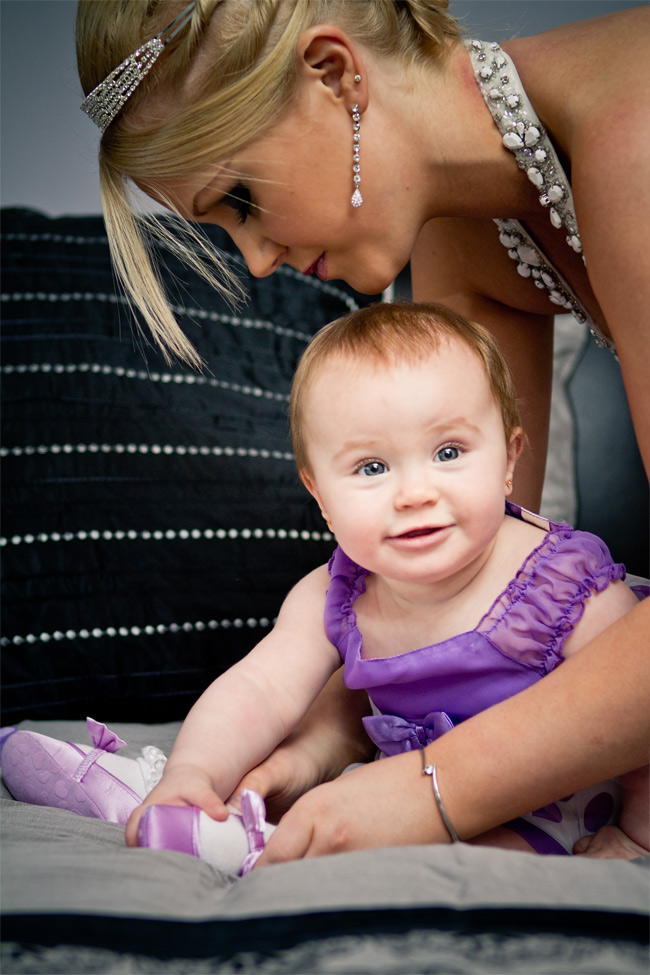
[1, 0, 645, 215]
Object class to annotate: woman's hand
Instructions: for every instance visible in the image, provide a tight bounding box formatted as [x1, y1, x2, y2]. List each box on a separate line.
[255, 750, 446, 864]
[125, 763, 229, 847]
[231, 732, 337, 823]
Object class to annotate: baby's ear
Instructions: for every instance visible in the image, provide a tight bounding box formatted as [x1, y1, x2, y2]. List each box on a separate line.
[299, 470, 328, 519]
[299, 469, 318, 498]
[507, 427, 525, 471]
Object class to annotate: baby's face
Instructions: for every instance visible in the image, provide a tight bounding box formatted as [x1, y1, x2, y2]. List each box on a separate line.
[301, 338, 518, 590]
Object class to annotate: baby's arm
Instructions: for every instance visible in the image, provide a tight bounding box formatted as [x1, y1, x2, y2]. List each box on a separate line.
[563, 579, 649, 857]
[561, 578, 640, 659]
[125, 564, 340, 846]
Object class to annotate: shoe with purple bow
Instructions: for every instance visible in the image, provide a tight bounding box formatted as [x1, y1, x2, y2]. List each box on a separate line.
[1, 719, 273, 875]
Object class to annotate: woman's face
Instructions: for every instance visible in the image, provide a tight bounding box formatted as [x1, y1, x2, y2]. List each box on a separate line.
[148, 83, 425, 295]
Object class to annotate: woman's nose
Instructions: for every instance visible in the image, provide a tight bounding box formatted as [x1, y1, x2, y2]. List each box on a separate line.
[231, 225, 286, 278]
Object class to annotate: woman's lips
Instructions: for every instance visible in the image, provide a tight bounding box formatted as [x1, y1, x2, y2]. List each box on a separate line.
[304, 253, 327, 280]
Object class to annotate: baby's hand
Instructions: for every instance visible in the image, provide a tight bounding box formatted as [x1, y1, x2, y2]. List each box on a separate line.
[125, 763, 229, 847]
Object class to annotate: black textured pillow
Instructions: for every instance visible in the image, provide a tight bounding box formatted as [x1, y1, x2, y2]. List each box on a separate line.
[1, 208, 379, 722]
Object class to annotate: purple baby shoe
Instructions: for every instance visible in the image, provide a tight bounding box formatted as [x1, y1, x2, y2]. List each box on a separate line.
[138, 789, 269, 875]
[0, 717, 143, 824]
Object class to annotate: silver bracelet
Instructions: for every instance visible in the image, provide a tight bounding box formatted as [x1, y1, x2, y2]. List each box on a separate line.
[421, 748, 460, 843]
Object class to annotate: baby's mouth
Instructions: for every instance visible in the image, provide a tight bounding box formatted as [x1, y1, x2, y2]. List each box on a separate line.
[395, 526, 441, 539]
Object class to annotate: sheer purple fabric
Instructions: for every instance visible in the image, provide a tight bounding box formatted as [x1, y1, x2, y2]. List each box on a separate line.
[325, 503, 625, 744]
[324, 504, 627, 853]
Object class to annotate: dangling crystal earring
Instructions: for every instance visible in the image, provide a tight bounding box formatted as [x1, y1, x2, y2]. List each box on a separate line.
[351, 105, 363, 208]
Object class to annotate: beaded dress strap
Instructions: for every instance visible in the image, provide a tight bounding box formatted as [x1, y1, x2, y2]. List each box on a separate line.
[466, 40, 613, 351]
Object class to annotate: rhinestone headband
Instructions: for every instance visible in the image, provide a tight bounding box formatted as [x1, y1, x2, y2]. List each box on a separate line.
[81, 1, 196, 134]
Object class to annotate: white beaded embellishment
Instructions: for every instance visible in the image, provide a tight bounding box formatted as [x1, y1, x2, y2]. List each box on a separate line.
[468, 40, 581, 248]
[466, 40, 614, 350]
[351, 105, 363, 207]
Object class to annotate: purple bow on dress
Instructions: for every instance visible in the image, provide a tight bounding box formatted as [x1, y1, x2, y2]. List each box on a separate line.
[362, 710, 455, 757]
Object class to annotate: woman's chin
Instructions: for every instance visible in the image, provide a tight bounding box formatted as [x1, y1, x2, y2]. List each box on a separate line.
[341, 265, 407, 296]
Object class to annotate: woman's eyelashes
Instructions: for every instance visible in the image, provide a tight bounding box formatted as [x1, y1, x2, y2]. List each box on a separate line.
[225, 183, 254, 224]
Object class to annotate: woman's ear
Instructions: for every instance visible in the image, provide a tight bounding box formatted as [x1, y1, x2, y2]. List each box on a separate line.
[296, 25, 367, 110]
[505, 427, 524, 496]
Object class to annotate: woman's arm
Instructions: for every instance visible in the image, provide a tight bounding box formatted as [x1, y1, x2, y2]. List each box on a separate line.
[571, 89, 650, 484]
[257, 598, 650, 863]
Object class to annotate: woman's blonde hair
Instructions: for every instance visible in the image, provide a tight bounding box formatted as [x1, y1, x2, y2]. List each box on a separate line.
[76, 0, 462, 367]
[290, 302, 522, 475]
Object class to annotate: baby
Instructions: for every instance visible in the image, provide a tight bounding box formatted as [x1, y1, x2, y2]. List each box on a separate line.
[3, 303, 647, 866]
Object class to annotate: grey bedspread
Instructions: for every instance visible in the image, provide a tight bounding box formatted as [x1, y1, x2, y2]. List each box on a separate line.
[1, 721, 648, 974]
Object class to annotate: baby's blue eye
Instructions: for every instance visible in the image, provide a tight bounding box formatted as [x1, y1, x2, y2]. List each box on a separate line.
[436, 445, 461, 462]
[359, 460, 388, 477]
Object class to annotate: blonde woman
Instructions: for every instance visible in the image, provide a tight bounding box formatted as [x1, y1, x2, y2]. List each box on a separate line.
[75, 1, 650, 860]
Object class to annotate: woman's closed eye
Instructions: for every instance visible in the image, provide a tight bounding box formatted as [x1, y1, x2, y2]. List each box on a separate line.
[355, 459, 389, 477]
[225, 183, 254, 225]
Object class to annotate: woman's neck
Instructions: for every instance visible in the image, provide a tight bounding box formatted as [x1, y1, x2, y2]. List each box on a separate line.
[391, 42, 542, 222]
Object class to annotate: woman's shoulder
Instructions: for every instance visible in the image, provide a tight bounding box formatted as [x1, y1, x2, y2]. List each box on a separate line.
[503, 8, 649, 126]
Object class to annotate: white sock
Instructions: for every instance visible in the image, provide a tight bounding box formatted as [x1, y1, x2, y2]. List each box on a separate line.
[193, 810, 276, 874]
[74, 743, 166, 799]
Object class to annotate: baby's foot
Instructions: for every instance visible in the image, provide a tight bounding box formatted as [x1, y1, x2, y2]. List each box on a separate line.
[1, 718, 166, 824]
[574, 824, 649, 860]
[138, 789, 275, 875]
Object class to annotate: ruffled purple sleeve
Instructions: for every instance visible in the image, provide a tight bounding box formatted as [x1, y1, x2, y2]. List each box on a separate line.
[479, 526, 625, 673]
[323, 547, 368, 660]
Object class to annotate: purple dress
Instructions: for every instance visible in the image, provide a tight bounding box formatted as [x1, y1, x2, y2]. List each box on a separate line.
[324, 503, 627, 854]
